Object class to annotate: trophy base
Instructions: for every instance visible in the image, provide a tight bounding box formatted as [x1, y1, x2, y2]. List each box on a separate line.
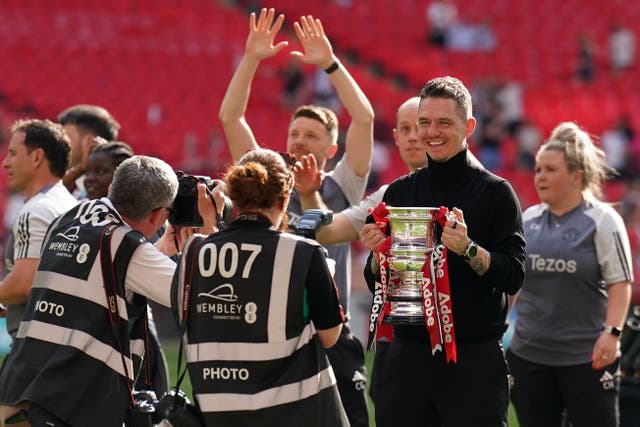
[383, 300, 425, 325]
[382, 314, 424, 325]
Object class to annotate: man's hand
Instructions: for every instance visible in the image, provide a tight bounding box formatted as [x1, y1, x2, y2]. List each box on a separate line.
[441, 207, 469, 256]
[359, 223, 387, 252]
[294, 154, 321, 196]
[291, 15, 336, 69]
[246, 8, 288, 61]
[196, 182, 220, 235]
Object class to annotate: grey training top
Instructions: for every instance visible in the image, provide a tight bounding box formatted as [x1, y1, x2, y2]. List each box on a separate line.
[510, 199, 633, 366]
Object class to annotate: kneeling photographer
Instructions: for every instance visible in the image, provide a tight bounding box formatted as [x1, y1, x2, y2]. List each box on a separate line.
[0, 156, 218, 427]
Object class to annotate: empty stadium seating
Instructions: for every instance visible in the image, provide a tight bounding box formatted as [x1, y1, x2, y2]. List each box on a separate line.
[0, 0, 638, 226]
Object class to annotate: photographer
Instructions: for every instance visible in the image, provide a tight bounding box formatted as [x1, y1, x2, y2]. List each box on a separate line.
[0, 156, 217, 426]
[171, 149, 349, 426]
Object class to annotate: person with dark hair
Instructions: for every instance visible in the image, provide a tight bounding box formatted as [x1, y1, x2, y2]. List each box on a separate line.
[0, 119, 79, 343]
[359, 76, 526, 426]
[507, 122, 633, 427]
[0, 155, 216, 426]
[219, 9, 374, 426]
[57, 104, 121, 197]
[172, 148, 348, 426]
[84, 140, 135, 200]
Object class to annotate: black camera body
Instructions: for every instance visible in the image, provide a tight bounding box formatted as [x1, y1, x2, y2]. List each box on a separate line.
[127, 388, 205, 427]
[294, 209, 333, 239]
[169, 171, 232, 227]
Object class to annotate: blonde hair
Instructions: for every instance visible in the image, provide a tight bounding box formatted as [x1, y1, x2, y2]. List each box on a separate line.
[538, 122, 613, 199]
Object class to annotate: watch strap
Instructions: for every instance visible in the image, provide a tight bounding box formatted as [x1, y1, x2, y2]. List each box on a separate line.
[603, 325, 622, 337]
[463, 240, 478, 260]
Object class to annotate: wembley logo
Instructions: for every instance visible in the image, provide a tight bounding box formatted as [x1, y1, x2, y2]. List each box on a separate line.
[56, 226, 80, 242]
[198, 284, 238, 302]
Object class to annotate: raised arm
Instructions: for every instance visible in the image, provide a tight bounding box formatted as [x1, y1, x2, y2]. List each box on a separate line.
[218, 8, 289, 162]
[291, 16, 374, 177]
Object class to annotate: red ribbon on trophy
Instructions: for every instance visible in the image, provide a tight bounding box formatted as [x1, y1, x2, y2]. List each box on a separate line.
[422, 206, 457, 363]
[366, 203, 457, 363]
[366, 202, 394, 351]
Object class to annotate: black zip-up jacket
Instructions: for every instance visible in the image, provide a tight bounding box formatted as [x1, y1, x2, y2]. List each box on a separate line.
[365, 149, 526, 343]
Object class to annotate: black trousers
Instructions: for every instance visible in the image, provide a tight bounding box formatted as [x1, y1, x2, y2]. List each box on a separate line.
[507, 350, 619, 427]
[325, 323, 370, 427]
[372, 337, 509, 427]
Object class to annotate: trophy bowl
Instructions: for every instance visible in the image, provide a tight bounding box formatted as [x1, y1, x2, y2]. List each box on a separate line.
[383, 206, 439, 325]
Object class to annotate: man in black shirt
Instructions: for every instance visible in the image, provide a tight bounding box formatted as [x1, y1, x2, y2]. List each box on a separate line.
[360, 76, 526, 427]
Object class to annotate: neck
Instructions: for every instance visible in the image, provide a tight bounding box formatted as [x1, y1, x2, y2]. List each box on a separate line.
[23, 177, 60, 200]
[241, 207, 283, 228]
[548, 193, 584, 217]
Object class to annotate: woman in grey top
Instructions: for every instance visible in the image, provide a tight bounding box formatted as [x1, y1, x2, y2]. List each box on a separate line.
[507, 121, 633, 427]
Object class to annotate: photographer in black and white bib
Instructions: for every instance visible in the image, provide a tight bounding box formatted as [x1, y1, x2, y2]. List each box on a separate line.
[172, 148, 349, 427]
[0, 155, 217, 427]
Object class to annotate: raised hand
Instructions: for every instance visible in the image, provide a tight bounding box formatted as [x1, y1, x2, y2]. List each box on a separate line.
[245, 8, 288, 61]
[291, 15, 335, 69]
[294, 154, 321, 196]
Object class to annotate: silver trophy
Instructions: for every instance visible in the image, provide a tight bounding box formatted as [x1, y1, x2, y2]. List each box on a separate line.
[383, 206, 439, 325]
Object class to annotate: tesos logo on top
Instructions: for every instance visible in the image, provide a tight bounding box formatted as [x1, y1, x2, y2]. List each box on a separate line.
[197, 284, 257, 323]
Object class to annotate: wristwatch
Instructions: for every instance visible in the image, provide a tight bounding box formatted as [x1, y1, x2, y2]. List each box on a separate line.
[463, 240, 478, 260]
[603, 325, 622, 337]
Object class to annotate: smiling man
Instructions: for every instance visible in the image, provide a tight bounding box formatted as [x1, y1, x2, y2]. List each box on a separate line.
[359, 76, 526, 427]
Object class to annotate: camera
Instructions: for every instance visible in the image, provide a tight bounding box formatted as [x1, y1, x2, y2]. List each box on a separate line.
[126, 388, 205, 427]
[169, 171, 232, 227]
[126, 390, 159, 427]
[155, 389, 205, 427]
[294, 209, 333, 239]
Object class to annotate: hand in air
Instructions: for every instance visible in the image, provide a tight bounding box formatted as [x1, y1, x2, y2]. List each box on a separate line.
[291, 15, 335, 69]
[245, 8, 289, 61]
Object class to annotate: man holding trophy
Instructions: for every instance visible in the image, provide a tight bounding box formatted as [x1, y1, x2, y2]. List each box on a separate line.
[360, 76, 526, 427]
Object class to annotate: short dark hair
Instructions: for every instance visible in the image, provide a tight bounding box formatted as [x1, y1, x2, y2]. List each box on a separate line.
[57, 104, 120, 140]
[90, 140, 135, 169]
[420, 76, 473, 120]
[11, 119, 71, 178]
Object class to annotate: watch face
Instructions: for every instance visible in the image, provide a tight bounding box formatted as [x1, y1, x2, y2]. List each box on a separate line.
[464, 242, 478, 259]
[468, 244, 478, 257]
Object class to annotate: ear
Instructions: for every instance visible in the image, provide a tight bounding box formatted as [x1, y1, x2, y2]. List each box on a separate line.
[464, 117, 477, 139]
[393, 128, 399, 147]
[82, 133, 96, 148]
[31, 147, 45, 168]
[572, 169, 585, 188]
[281, 192, 290, 211]
[326, 143, 338, 159]
[149, 207, 167, 228]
